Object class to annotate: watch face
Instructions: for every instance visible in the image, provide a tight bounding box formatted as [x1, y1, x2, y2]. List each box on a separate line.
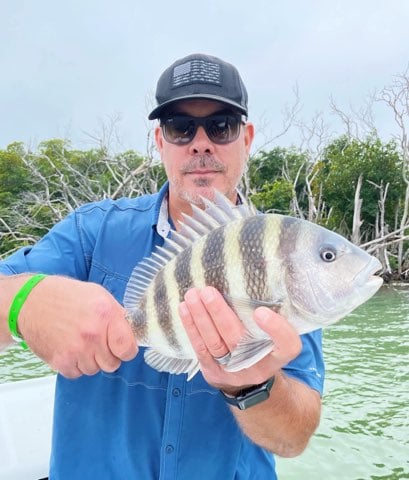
[222, 377, 275, 410]
[237, 390, 270, 410]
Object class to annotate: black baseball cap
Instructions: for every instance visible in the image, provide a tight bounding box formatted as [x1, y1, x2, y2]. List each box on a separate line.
[148, 53, 248, 120]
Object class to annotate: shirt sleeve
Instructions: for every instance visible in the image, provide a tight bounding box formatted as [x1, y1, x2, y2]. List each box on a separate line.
[282, 329, 325, 395]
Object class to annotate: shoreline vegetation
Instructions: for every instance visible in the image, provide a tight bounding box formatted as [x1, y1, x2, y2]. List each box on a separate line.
[0, 134, 407, 281]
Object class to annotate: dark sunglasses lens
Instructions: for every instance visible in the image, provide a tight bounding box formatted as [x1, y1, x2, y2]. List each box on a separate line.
[205, 115, 240, 144]
[162, 117, 196, 144]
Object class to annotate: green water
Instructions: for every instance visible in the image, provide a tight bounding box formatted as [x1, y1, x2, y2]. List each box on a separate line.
[277, 285, 409, 479]
[0, 285, 408, 479]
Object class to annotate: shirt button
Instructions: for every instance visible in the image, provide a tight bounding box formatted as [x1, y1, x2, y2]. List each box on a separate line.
[172, 388, 181, 397]
[165, 444, 174, 454]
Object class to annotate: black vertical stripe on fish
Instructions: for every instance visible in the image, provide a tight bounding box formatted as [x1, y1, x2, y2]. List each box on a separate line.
[154, 269, 181, 350]
[202, 226, 229, 294]
[278, 216, 299, 257]
[129, 296, 148, 342]
[239, 216, 268, 300]
[278, 216, 300, 283]
[174, 246, 193, 302]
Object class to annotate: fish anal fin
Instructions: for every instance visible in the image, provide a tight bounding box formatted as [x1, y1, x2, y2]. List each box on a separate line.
[144, 349, 199, 381]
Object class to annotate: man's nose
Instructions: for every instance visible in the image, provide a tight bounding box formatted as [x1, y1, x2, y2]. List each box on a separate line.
[188, 126, 215, 155]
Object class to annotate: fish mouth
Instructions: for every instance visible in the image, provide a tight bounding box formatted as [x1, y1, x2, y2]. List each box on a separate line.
[300, 256, 383, 325]
[365, 275, 384, 289]
[355, 256, 383, 288]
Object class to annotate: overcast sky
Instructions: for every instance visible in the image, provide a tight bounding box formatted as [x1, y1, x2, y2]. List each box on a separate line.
[1, 0, 409, 155]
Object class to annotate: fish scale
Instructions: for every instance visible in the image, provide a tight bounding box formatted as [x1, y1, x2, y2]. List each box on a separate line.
[154, 269, 180, 351]
[202, 226, 229, 294]
[124, 191, 383, 380]
[174, 246, 193, 300]
[129, 297, 148, 342]
[239, 215, 268, 301]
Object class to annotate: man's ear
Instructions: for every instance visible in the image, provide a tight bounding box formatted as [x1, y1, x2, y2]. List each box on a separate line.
[243, 122, 255, 155]
[154, 125, 164, 152]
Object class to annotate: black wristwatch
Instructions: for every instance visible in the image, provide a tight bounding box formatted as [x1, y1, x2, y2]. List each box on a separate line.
[220, 377, 275, 410]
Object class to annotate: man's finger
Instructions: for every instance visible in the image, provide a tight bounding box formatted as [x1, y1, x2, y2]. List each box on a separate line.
[254, 307, 302, 359]
[183, 288, 230, 359]
[77, 355, 100, 376]
[107, 316, 138, 361]
[179, 299, 227, 372]
[95, 349, 121, 373]
[199, 287, 245, 350]
[50, 356, 82, 379]
[179, 297, 210, 358]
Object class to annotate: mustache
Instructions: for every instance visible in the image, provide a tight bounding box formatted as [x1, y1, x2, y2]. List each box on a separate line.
[181, 155, 225, 174]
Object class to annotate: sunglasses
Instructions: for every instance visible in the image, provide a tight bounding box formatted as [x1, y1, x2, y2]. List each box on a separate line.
[160, 112, 245, 145]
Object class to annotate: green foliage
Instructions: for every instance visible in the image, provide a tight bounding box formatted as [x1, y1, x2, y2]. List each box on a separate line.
[248, 146, 310, 214]
[0, 143, 32, 207]
[313, 135, 405, 238]
[249, 146, 308, 188]
[250, 179, 294, 213]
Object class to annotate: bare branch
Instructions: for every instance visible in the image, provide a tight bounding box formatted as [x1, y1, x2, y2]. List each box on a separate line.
[252, 84, 302, 156]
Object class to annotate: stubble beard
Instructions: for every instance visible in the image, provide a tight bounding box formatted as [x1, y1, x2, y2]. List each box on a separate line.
[172, 154, 239, 207]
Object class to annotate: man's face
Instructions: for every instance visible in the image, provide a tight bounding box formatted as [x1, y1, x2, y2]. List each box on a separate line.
[155, 99, 254, 212]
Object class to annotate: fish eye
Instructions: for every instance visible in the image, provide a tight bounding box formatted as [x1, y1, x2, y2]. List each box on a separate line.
[320, 248, 337, 262]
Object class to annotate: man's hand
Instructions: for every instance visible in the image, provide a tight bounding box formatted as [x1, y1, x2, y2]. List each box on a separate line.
[17, 276, 137, 378]
[179, 286, 302, 391]
[179, 286, 321, 457]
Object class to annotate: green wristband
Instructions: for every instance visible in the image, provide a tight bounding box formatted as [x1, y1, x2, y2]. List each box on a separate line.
[8, 274, 47, 350]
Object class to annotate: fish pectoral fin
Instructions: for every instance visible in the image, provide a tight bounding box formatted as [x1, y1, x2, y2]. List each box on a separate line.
[223, 333, 274, 372]
[144, 349, 200, 381]
[223, 294, 283, 315]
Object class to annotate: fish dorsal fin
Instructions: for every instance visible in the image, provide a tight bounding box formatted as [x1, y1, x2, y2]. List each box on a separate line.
[200, 190, 255, 225]
[124, 190, 256, 310]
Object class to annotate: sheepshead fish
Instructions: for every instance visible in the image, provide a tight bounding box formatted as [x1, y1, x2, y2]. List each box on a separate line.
[124, 192, 382, 380]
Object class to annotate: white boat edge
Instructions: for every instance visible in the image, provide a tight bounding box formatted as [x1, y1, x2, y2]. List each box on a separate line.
[0, 375, 55, 480]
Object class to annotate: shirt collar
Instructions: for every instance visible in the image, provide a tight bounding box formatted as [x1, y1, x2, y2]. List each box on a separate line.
[157, 194, 172, 239]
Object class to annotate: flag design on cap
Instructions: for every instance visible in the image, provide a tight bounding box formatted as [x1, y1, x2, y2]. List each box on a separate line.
[172, 59, 222, 88]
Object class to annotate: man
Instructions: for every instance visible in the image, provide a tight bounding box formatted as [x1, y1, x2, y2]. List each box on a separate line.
[0, 53, 324, 479]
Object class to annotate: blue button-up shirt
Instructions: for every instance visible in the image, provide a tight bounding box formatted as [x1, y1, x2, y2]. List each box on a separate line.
[0, 183, 324, 479]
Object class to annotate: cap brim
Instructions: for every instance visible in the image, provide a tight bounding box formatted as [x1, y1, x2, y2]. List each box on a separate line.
[148, 94, 248, 120]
